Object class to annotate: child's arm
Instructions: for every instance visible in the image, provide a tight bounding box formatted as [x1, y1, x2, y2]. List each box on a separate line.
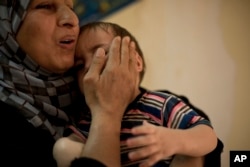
[53, 134, 85, 167]
[126, 121, 217, 167]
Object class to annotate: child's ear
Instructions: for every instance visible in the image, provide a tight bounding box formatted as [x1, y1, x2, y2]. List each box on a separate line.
[135, 52, 143, 72]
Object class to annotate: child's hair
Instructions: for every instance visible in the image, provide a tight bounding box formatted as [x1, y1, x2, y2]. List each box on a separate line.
[80, 21, 146, 83]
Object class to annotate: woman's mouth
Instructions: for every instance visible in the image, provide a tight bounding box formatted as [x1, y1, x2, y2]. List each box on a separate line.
[59, 36, 76, 49]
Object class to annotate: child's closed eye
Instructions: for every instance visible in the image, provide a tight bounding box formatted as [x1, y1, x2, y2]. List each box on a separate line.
[74, 59, 85, 71]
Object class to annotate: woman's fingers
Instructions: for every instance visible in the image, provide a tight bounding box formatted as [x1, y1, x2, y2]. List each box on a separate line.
[84, 48, 106, 80]
[120, 36, 130, 67]
[83, 36, 137, 117]
[105, 36, 122, 69]
[128, 41, 137, 70]
[83, 48, 106, 108]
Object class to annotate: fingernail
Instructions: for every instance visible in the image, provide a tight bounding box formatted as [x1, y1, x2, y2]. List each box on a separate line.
[114, 36, 121, 42]
[124, 36, 130, 42]
[130, 41, 135, 48]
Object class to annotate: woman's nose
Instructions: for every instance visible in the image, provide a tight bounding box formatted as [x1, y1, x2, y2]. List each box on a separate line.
[58, 6, 79, 28]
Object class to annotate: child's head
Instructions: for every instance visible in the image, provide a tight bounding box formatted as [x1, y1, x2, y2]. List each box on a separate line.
[75, 21, 146, 91]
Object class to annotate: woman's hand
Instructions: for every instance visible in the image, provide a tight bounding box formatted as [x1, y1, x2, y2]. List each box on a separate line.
[82, 36, 137, 119]
[79, 36, 137, 167]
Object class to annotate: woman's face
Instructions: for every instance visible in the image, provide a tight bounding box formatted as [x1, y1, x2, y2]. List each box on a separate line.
[16, 0, 79, 73]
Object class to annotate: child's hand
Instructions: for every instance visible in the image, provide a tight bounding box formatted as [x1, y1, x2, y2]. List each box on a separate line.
[126, 121, 181, 167]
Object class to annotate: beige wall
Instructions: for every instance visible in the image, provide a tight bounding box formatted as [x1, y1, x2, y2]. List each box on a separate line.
[102, 0, 250, 166]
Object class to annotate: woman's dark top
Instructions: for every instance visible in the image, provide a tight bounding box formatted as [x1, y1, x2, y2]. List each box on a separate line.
[71, 157, 106, 167]
[0, 101, 107, 167]
[1, 101, 57, 167]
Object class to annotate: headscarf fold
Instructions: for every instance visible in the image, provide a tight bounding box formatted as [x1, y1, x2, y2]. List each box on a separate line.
[0, 0, 77, 140]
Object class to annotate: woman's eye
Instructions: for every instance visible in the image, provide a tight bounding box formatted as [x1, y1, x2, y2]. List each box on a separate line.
[68, 5, 74, 11]
[36, 4, 52, 9]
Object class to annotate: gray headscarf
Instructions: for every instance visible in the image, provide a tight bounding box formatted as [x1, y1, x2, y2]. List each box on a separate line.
[0, 0, 77, 139]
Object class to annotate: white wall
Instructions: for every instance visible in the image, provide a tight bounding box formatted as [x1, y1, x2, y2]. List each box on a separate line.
[102, 0, 250, 166]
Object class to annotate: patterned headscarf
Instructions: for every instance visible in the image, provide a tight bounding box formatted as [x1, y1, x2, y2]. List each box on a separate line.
[0, 1, 78, 140]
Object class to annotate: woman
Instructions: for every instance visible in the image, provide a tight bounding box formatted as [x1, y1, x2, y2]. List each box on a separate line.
[0, 1, 137, 167]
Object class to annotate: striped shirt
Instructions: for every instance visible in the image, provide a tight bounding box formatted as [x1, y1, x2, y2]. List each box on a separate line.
[72, 88, 211, 167]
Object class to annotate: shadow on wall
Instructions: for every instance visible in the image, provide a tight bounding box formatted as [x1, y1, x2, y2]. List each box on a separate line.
[73, 0, 137, 26]
[219, 0, 250, 149]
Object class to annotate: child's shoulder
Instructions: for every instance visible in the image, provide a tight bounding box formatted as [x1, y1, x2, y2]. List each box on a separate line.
[142, 88, 179, 100]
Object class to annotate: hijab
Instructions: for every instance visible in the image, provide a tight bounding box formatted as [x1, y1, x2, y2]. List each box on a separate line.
[0, 0, 78, 140]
